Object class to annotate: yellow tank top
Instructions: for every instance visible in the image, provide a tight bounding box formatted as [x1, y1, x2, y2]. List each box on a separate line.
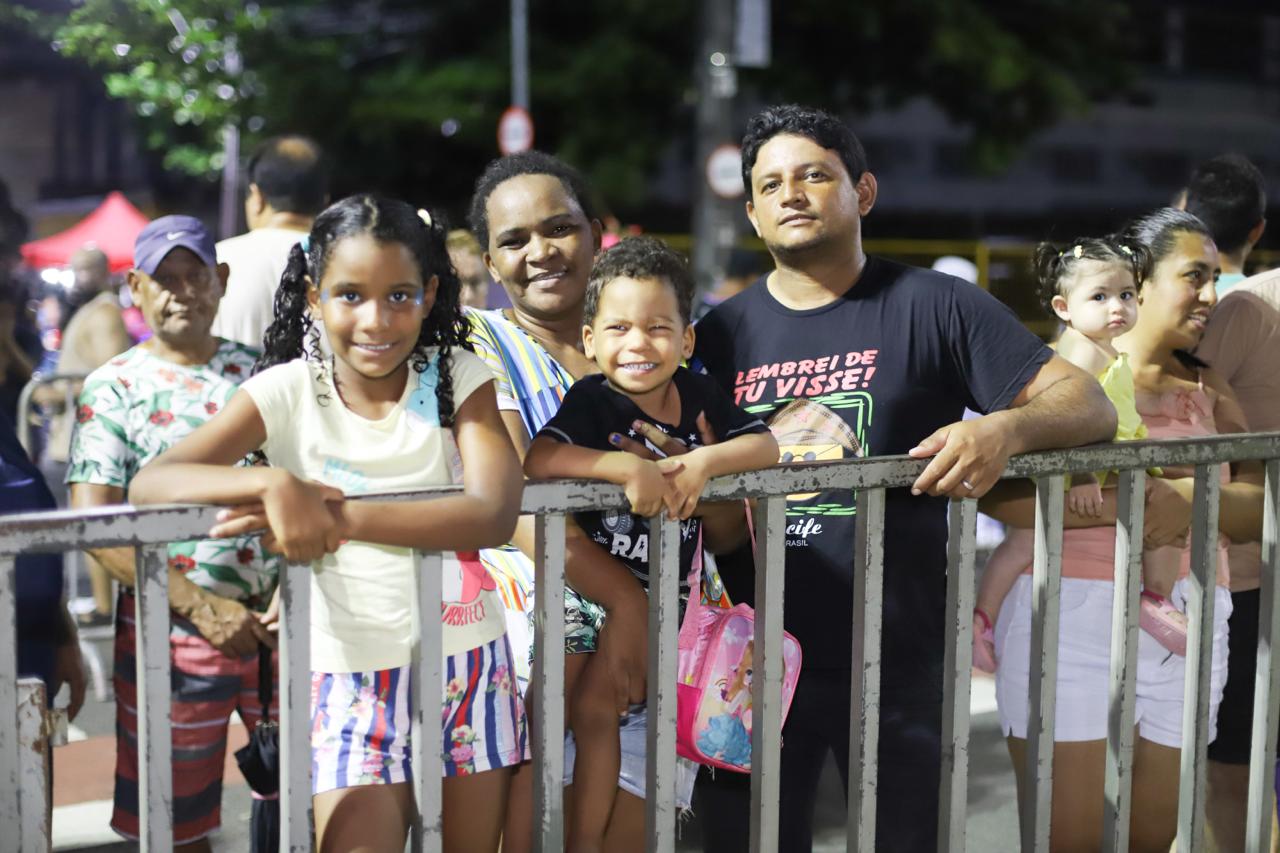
[1091, 352, 1155, 487]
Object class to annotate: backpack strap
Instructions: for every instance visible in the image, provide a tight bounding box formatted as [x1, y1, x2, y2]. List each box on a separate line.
[678, 530, 706, 651]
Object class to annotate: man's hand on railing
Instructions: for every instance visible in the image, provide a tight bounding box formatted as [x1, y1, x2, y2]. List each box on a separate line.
[908, 416, 1012, 499]
[1143, 477, 1194, 549]
[188, 591, 276, 658]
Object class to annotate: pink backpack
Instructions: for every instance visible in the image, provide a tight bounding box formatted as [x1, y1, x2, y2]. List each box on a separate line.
[675, 536, 802, 773]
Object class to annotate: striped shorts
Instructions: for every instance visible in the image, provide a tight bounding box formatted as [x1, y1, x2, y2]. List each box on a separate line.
[311, 634, 528, 795]
[110, 593, 276, 846]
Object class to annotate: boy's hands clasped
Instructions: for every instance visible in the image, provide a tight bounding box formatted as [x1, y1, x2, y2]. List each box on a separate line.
[612, 417, 715, 520]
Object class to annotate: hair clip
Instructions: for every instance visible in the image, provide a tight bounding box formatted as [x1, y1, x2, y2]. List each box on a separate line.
[417, 208, 433, 227]
[1072, 245, 1083, 259]
[300, 235, 311, 253]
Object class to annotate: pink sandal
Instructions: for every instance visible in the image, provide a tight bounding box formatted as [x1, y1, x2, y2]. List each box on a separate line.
[972, 609, 998, 673]
[1140, 591, 1188, 656]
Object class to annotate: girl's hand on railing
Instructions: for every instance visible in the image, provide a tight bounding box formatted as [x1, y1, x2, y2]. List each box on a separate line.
[1067, 480, 1105, 518]
[246, 471, 345, 563]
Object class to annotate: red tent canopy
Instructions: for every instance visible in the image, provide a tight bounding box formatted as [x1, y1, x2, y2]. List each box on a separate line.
[20, 191, 150, 273]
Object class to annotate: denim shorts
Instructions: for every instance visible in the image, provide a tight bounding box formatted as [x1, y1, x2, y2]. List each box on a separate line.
[562, 705, 699, 809]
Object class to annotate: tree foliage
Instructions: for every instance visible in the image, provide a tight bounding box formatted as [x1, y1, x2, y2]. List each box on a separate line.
[9, 0, 1134, 214]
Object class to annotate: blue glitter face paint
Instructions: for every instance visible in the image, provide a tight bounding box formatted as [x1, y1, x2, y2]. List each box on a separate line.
[316, 285, 426, 309]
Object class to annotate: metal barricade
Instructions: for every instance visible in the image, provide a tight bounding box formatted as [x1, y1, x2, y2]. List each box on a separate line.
[0, 432, 1278, 852]
[15, 372, 91, 458]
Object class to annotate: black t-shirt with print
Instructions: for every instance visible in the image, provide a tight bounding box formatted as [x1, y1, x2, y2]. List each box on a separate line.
[534, 366, 769, 589]
[693, 257, 1052, 698]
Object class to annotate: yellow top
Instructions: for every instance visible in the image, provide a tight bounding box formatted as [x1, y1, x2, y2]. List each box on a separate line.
[1092, 352, 1156, 486]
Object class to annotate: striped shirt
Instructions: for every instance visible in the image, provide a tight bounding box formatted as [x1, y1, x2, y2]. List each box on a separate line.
[465, 307, 576, 439]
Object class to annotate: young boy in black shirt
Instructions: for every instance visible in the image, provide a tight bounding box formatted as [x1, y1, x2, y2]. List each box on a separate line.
[524, 236, 777, 851]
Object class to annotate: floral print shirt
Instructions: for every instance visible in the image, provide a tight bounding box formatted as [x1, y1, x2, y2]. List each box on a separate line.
[66, 341, 280, 603]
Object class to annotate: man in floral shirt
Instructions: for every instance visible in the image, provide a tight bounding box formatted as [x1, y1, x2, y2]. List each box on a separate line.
[67, 215, 280, 850]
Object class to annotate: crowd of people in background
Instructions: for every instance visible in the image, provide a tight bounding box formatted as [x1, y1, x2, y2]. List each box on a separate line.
[0, 103, 1277, 852]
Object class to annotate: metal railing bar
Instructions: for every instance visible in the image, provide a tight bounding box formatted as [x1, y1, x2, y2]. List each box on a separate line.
[1247, 458, 1280, 852]
[7, 434, 1280, 557]
[938, 497, 977, 853]
[749, 496, 786, 853]
[532, 513, 566, 853]
[135, 544, 173, 853]
[17, 678, 50, 848]
[0, 435, 1276, 850]
[644, 515, 681, 853]
[1176, 464, 1221, 852]
[0, 556, 19, 846]
[412, 552, 444, 853]
[279, 561, 312, 853]
[1102, 468, 1145, 852]
[15, 372, 90, 455]
[848, 486, 885, 852]
[1025, 474, 1065, 853]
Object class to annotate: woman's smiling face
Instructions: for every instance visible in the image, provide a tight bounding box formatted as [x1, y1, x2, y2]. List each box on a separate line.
[1137, 230, 1220, 350]
[482, 173, 601, 324]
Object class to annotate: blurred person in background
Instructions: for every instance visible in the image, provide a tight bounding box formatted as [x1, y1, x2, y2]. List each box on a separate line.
[211, 134, 328, 349]
[68, 215, 279, 850]
[693, 246, 767, 321]
[59, 246, 131, 374]
[38, 245, 132, 628]
[0, 409, 85, 721]
[447, 227, 494, 309]
[1196, 260, 1280, 850]
[0, 184, 40, 427]
[1181, 153, 1267, 295]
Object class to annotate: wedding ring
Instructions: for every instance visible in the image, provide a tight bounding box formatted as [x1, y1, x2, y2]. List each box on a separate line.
[961, 479, 976, 491]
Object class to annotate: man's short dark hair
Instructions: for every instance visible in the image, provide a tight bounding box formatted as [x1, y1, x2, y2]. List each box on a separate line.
[246, 135, 329, 216]
[1184, 154, 1267, 256]
[584, 236, 694, 327]
[741, 105, 868, 198]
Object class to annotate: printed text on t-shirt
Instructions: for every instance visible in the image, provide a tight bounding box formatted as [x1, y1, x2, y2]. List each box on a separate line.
[733, 349, 879, 405]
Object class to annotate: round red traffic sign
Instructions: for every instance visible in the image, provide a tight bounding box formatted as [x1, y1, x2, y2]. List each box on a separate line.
[706, 144, 744, 199]
[498, 106, 534, 155]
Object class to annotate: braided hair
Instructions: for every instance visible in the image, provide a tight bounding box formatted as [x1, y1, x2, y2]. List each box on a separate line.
[255, 194, 472, 426]
[1033, 234, 1151, 318]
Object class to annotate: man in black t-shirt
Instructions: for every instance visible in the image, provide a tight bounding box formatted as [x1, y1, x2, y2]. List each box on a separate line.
[689, 105, 1118, 852]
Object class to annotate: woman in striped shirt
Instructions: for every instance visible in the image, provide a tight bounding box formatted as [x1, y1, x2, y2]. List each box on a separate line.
[465, 151, 662, 851]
